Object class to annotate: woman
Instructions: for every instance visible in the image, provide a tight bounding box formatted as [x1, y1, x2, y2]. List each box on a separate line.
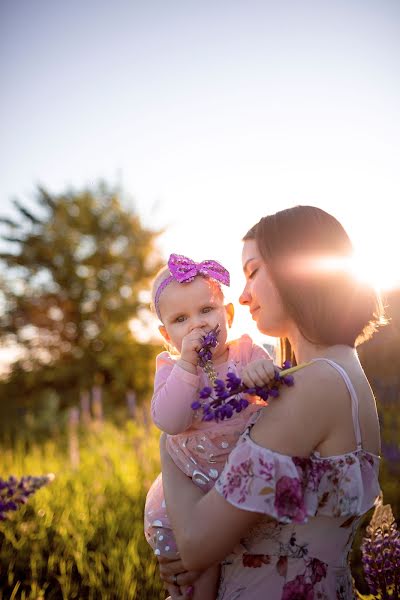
[158, 206, 382, 599]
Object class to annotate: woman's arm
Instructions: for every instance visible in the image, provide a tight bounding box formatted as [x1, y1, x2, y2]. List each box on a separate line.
[160, 434, 261, 571]
[161, 363, 335, 571]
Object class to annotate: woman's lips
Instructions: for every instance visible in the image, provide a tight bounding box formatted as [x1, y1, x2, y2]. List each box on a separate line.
[250, 307, 260, 318]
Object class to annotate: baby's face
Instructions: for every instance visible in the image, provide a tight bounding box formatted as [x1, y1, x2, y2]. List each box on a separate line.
[158, 276, 232, 358]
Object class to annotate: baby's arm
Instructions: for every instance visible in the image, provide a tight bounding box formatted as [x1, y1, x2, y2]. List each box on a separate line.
[151, 352, 200, 435]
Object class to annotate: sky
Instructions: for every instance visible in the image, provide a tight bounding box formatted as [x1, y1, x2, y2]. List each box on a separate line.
[1, 0, 399, 350]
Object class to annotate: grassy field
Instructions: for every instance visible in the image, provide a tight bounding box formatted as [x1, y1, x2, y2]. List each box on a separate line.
[0, 402, 398, 599]
[0, 413, 166, 599]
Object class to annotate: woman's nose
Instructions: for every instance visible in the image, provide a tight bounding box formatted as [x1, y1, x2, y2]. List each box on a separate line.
[239, 284, 251, 306]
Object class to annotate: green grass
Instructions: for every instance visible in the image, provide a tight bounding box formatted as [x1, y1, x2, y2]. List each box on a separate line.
[0, 414, 166, 599]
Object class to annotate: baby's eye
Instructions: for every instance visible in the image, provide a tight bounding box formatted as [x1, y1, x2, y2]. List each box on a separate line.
[175, 315, 186, 323]
[202, 306, 214, 314]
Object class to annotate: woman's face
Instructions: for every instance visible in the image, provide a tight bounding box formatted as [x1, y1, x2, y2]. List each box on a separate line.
[239, 239, 290, 337]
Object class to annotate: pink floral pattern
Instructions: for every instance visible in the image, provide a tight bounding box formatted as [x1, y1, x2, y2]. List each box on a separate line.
[215, 411, 381, 599]
[221, 458, 255, 503]
[275, 476, 307, 523]
[282, 575, 314, 600]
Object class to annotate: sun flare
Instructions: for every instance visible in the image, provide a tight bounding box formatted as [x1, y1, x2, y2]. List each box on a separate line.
[347, 251, 400, 293]
[290, 251, 400, 294]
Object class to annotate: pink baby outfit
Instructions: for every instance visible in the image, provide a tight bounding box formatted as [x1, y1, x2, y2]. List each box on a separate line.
[214, 358, 381, 599]
[144, 334, 270, 557]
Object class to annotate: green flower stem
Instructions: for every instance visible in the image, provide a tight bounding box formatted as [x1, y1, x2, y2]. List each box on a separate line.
[280, 362, 312, 376]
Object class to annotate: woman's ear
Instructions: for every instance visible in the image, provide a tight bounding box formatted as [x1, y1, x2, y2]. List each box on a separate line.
[159, 324, 171, 343]
[225, 303, 234, 328]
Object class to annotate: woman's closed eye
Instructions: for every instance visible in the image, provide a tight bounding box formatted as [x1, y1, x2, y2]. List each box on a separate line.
[248, 268, 258, 279]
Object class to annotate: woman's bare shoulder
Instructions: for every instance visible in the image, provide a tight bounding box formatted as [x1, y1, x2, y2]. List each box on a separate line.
[249, 360, 346, 456]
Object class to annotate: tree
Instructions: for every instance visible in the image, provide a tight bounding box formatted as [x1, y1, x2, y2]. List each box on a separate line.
[0, 184, 163, 420]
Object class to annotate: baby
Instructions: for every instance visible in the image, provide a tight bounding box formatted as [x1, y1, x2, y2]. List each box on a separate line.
[144, 254, 274, 599]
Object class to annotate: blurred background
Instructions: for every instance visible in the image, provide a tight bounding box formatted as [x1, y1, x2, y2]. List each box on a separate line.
[0, 1, 399, 598]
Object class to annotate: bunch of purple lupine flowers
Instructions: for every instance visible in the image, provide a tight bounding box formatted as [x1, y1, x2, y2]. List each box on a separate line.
[0, 474, 54, 520]
[361, 496, 400, 599]
[191, 325, 294, 422]
[197, 323, 220, 369]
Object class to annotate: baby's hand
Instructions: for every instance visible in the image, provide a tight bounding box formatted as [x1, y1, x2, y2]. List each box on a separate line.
[178, 328, 206, 371]
[241, 358, 276, 388]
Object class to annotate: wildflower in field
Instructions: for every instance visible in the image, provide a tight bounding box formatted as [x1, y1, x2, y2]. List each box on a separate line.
[0, 474, 55, 520]
[361, 494, 400, 599]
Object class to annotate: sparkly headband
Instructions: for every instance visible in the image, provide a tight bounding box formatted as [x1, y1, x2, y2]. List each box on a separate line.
[154, 253, 230, 321]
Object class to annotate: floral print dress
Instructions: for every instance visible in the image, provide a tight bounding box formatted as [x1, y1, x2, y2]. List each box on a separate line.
[214, 358, 381, 600]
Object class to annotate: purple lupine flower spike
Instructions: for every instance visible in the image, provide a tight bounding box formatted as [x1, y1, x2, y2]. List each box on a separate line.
[0, 474, 55, 520]
[361, 494, 400, 599]
[196, 324, 220, 369]
[191, 324, 220, 411]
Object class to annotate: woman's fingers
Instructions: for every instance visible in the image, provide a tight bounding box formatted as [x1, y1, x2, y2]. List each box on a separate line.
[164, 584, 186, 599]
[171, 570, 200, 586]
[158, 555, 185, 577]
[160, 567, 201, 587]
[158, 557, 201, 589]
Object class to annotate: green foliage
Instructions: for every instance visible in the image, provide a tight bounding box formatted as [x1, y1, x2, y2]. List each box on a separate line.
[0, 184, 163, 423]
[0, 413, 165, 599]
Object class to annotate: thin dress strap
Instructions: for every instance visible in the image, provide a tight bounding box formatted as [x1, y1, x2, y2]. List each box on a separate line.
[311, 358, 363, 450]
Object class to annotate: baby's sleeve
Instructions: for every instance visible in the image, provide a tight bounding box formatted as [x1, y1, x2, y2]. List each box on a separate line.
[238, 334, 273, 364]
[151, 352, 201, 435]
[250, 341, 272, 361]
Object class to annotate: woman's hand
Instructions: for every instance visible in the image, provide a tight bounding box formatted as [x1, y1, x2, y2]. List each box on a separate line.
[158, 554, 201, 597]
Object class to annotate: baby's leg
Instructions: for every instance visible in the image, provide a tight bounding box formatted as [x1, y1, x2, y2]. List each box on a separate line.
[181, 563, 220, 600]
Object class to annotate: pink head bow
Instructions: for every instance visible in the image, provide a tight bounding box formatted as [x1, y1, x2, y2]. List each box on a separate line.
[154, 253, 230, 321]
